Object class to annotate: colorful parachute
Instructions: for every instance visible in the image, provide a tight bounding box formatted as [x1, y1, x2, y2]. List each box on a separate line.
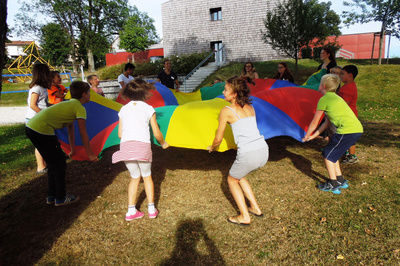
[56, 79, 322, 161]
[301, 69, 327, 91]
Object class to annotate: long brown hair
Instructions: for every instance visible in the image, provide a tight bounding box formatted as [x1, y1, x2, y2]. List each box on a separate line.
[273, 62, 294, 82]
[122, 79, 154, 101]
[226, 76, 252, 107]
[30, 64, 51, 89]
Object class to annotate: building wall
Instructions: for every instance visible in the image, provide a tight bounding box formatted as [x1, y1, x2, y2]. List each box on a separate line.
[327, 33, 385, 59]
[162, 0, 283, 62]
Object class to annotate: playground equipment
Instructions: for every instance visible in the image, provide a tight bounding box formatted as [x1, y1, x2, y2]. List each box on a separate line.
[7, 42, 55, 83]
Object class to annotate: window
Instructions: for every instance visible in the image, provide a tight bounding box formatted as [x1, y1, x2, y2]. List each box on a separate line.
[210, 8, 222, 21]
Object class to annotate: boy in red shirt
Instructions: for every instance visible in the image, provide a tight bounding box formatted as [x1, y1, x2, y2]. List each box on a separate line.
[338, 65, 359, 164]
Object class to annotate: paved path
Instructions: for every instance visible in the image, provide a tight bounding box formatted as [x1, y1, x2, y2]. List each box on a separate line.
[0, 106, 26, 125]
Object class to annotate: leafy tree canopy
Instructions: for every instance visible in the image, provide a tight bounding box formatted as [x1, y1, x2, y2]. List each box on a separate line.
[262, 0, 341, 67]
[40, 23, 72, 66]
[119, 6, 159, 53]
[343, 0, 400, 38]
[15, 0, 154, 70]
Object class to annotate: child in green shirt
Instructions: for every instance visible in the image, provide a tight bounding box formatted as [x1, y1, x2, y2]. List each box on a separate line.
[303, 74, 363, 194]
[25, 81, 98, 206]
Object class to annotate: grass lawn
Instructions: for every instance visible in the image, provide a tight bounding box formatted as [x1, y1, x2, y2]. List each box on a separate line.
[0, 60, 399, 264]
[1, 80, 72, 107]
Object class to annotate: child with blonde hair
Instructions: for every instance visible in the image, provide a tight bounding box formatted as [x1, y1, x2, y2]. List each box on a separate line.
[112, 79, 169, 221]
[303, 74, 363, 194]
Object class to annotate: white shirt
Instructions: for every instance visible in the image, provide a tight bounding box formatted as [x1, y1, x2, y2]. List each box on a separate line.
[117, 74, 134, 89]
[25, 85, 48, 120]
[118, 101, 155, 143]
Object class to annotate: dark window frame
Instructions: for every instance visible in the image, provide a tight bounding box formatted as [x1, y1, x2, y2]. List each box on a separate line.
[210, 7, 222, 21]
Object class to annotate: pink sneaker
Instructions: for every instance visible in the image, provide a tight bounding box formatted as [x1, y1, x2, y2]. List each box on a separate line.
[125, 211, 144, 221]
[148, 209, 159, 219]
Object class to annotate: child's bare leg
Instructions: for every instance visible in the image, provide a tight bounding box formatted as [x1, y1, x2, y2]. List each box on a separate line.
[349, 145, 356, 155]
[128, 177, 141, 206]
[143, 176, 154, 204]
[334, 161, 342, 177]
[227, 175, 250, 223]
[239, 178, 262, 215]
[35, 148, 46, 171]
[324, 158, 338, 180]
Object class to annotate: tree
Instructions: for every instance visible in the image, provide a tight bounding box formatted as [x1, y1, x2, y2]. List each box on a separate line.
[40, 23, 73, 66]
[16, 0, 134, 72]
[0, 0, 7, 99]
[342, 0, 400, 65]
[262, 0, 341, 69]
[119, 6, 158, 53]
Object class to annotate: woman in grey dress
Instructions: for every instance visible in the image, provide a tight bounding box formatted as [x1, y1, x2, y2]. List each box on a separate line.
[208, 76, 269, 225]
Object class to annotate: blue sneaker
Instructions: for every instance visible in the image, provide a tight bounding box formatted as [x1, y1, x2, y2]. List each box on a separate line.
[338, 180, 349, 189]
[318, 182, 341, 194]
[55, 194, 79, 206]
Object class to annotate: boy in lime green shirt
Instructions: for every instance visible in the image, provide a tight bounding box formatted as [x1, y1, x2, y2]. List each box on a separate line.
[303, 74, 363, 194]
[26, 81, 98, 206]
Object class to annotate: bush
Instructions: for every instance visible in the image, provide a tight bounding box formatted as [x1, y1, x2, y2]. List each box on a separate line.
[97, 64, 124, 80]
[97, 51, 214, 80]
[301, 47, 312, 59]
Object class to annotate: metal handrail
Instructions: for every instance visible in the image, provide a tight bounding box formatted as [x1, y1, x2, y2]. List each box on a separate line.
[183, 45, 224, 92]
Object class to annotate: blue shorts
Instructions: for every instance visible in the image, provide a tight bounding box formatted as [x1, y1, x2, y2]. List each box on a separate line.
[322, 133, 362, 163]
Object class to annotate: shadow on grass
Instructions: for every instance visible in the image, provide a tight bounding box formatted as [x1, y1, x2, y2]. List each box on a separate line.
[358, 121, 400, 148]
[268, 137, 327, 182]
[159, 218, 225, 265]
[136, 145, 237, 212]
[0, 146, 125, 265]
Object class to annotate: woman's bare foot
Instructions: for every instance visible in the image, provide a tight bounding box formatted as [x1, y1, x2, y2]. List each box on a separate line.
[248, 207, 263, 217]
[227, 215, 250, 225]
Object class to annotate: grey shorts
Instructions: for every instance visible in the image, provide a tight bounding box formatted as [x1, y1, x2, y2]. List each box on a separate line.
[229, 146, 269, 179]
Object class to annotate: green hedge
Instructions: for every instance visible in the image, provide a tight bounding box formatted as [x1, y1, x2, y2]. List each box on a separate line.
[97, 51, 214, 80]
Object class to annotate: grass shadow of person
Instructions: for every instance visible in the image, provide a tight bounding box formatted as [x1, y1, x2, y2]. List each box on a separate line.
[0, 146, 125, 265]
[135, 145, 236, 212]
[268, 137, 327, 182]
[159, 218, 225, 265]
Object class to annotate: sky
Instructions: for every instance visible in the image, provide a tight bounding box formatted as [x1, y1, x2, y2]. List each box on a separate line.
[6, 0, 400, 57]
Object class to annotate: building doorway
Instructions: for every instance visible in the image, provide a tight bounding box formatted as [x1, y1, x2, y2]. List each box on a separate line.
[211, 41, 223, 64]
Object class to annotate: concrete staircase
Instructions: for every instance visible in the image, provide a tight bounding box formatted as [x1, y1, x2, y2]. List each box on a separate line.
[182, 62, 219, 92]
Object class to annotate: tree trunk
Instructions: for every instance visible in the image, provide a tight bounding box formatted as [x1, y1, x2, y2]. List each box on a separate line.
[378, 22, 386, 65]
[0, 0, 8, 99]
[87, 48, 95, 72]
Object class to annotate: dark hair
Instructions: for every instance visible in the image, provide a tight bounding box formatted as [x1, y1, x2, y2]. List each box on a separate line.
[122, 78, 154, 101]
[50, 70, 60, 81]
[322, 47, 336, 64]
[164, 59, 171, 65]
[70, 81, 90, 99]
[242, 62, 255, 75]
[87, 74, 98, 85]
[273, 62, 294, 82]
[30, 63, 51, 89]
[226, 76, 252, 107]
[124, 63, 135, 71]
[342, 65, 358, 79]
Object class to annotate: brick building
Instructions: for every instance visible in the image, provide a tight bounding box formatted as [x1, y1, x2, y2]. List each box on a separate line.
[161, 0, 283, 62]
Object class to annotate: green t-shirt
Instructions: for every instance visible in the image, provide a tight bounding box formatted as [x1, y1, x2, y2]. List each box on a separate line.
[317, 92, 363, 134]
[27, 99, 87, 135]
